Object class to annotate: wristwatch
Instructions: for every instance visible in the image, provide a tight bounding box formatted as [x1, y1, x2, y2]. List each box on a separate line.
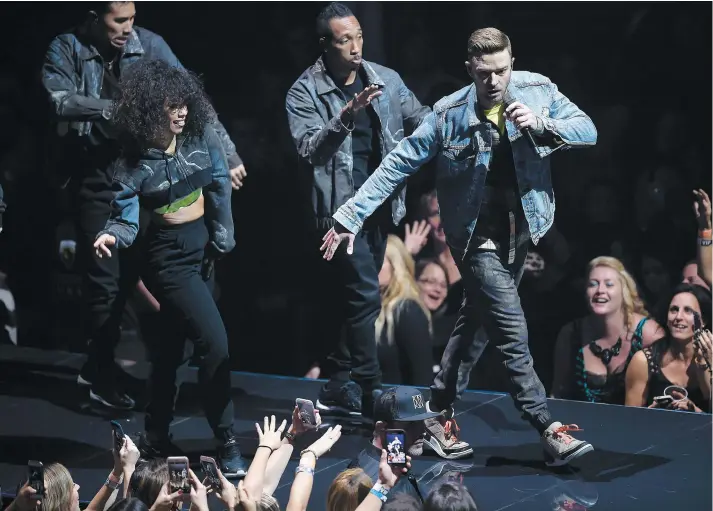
[105, 474, 123, 490]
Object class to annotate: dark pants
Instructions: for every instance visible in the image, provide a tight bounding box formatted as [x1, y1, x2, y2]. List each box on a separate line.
[142, 217, 233, 441]
[430, 203, 552, 433]
[74, 157, 142, 388]
[322, 211, 389, 394]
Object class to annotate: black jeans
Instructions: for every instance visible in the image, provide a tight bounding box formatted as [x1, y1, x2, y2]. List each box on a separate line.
[142, 217, 234, 442]
[322, 211, 389, 394]
[430, 202, 552, 433]
[74, 156, 142, 388]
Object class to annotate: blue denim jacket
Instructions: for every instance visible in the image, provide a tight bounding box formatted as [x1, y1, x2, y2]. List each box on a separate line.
[98, 125, 235, 254]
[334, 71, 597, 247]
[286, 57, 430, 231]
[42, 26, 242, 169]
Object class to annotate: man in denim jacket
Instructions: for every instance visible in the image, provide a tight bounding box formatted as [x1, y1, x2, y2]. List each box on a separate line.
[323, 28, 597, 466]
[286, 3, 430, 420]
[41, 1, 244, 410]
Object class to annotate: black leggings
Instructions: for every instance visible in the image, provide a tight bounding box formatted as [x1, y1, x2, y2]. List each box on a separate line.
[142, 217, 233, 441]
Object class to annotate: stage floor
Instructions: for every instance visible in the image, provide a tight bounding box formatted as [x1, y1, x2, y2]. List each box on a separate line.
[0, 346, 711, 511]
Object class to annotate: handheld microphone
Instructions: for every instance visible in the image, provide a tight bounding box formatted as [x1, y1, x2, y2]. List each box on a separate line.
[502, 89, 536, 149]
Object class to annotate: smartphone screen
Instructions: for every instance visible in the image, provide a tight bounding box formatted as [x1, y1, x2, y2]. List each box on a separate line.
[693, 311, 703, 333]
[296, 398, 317, 428]
[167, 457, 190, 493]
[200, 456, 220, 489]
[27, 461, 44, 498]
[110, 421, 125, 453]
[385, 430, 407, 466]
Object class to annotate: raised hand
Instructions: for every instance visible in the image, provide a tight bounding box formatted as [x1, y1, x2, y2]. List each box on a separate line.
[694, 329, 712, 371]
[94, 233, 116, 259]
[255, 415, 287, 451]
[188, 469, 209, 511]
[320, 226, 355, 261]
[693, 189, 712, 230]
[344, 85, 382, 118]
[290, 405, 321, 436]
[304, 425, 342, 459]
[377, 450, 411, 488]
[213, 468, 237, 509]
[404, 220, 431, 255]
[149, 482, 183, 511]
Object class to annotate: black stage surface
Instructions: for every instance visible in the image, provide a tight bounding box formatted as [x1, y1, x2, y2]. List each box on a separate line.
[0, 346, 711, 511]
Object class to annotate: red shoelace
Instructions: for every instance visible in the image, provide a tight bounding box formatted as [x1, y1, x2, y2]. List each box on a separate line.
[444, 417, 461, 442]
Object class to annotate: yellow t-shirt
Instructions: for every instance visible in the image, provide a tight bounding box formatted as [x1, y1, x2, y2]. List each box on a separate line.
[483, 103, 505, 135]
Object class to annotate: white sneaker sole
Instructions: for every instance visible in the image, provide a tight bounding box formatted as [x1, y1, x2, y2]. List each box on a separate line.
[545, 442, 594, 467]
[423, 437, 474, 460]
[316, 399, 362, 417]
[77, 374, 92, 386]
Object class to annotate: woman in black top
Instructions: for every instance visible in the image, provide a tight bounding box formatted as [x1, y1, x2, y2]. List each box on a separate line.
[626, 283, 712, 412]
[376, 235, 433, 386]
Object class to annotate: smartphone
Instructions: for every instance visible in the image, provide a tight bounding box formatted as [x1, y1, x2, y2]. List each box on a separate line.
[296, 398, 318, 429]
[199, 456, 220, 489]
[654, 395, 673, 406]
[110, 420, 126, 453]
[693, 311, 703, 333]
[27, 461, 44, 498]
[167, 456, 191, 493]
[385, 429, 407, 467]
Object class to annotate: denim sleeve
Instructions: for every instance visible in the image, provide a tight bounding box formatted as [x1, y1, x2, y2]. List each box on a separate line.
[334, 112, 441, 233]
[148, 35, 243, 169]
[98, 180, 139, 249]
[397, 76, 431, 134]
[286, 81, 351, 167]
[540, 81, 597, 148]
[203, 125, 236, 255]
[42, 37, 112, 120]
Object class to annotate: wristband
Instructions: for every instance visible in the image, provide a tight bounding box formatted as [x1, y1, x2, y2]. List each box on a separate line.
[699, 229, 712, 240]
[300, 448, 318, 460]
[699, 237, 712, 247]
[284, 430, 296, 444]
[295, 465, 314, 476]
[257, 445, 275, 455]
[105, 473, 123, 490]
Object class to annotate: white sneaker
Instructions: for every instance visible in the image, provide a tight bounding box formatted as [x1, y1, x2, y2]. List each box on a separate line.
[541, 422, 593, 466]
[423, 402, 474, 460]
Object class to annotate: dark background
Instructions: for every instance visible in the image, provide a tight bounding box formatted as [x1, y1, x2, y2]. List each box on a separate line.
[0, 2, 710, 390]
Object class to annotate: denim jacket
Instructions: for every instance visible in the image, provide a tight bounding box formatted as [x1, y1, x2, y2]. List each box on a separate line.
[42, 26, 242, 169]
[286, 57, 430, 231]
[98, 125, 235, 255]
[334, 71, 597, 247]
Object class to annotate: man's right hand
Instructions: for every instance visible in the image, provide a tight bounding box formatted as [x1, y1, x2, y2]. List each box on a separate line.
[320, 225, 355, 261]
[341, 84, 383, 123]
[94, 233, 117, 259]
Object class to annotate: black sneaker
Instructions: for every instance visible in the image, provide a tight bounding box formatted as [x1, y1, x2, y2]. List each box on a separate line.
[218, 437, 247, 478]
[138, 433, 184, 461]
[78, 360, 140, 389]
[90, 387, 136, 410]
[316, 381, 362, 417]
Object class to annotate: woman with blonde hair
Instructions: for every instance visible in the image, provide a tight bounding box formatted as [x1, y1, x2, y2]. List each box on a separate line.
[326, 468, 373, 511]
[551, 256, 663, 404]
[376, 235, 434, 386]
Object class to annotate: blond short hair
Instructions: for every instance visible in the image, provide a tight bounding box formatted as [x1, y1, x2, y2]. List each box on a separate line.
[467, 27, 512, 58]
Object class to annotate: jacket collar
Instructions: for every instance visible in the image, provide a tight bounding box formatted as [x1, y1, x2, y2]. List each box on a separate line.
[313, 56, 386, 96]
[79, 28, 145, 61]
[465, 84, 480, 128]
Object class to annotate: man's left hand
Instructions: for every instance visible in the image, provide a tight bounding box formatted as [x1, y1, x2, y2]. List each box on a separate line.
[230, 164, 247, 190]
[504, 102, 539, 131]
